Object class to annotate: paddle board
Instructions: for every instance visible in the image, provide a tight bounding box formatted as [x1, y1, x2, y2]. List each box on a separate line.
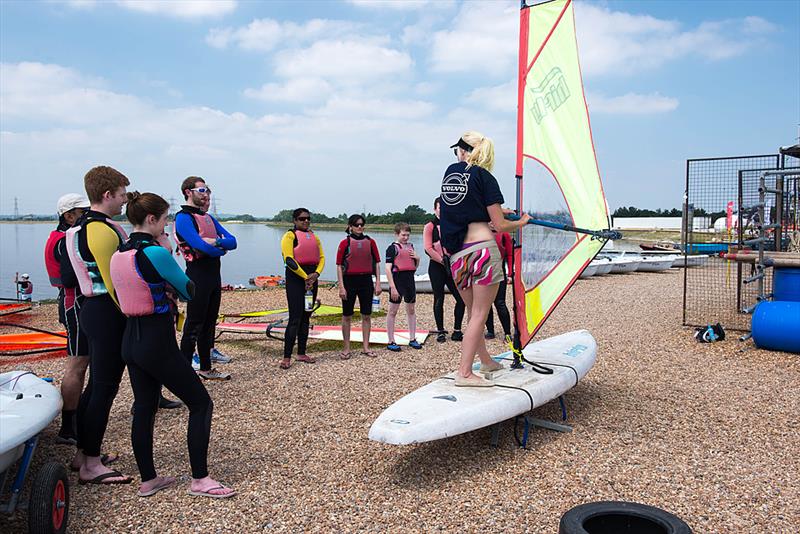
[368, 330, 595, 445]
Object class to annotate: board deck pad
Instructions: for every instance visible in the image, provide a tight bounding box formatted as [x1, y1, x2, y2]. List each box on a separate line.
[368, 330, 596, 445]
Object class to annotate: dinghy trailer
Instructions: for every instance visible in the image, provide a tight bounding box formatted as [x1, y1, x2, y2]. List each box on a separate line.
[0, 370, 69, 534]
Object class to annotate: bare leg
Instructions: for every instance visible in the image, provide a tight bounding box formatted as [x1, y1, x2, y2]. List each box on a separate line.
[61, 356, 89, 410]
[361, 315, 371, 352]
[406, 302, 416, 340]
[387, 302, 400, 343]
[342, 316, 352, 353]
[457, 283, 499, 378]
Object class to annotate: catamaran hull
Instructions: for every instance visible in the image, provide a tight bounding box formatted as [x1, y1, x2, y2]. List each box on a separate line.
[609, 259, 641, 273]
[579, 264, 600, 278]
[379, 274, 440, 294]
[368, 330, 596, 445]
[0, 371, 62, 473]
[636, 257, 676, 272]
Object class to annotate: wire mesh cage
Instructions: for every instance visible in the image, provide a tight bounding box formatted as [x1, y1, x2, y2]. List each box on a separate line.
[682, 154, 800, 331]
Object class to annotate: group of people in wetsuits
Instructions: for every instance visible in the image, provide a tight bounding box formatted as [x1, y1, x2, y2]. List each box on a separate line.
[44, 169, 236, 497]
[40, 128, 524, 497]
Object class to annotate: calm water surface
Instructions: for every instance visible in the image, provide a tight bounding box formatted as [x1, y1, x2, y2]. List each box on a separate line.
[0, 222, 430, 300]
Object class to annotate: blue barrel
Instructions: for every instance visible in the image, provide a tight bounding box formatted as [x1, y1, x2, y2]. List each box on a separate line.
[773, 267, 800, 301]
[752, 301, 800, 353]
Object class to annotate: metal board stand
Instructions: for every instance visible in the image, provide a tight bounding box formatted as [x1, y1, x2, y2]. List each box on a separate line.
[491, 395, 572, 449]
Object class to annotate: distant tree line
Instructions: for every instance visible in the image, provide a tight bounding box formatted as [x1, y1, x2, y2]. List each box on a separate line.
[266, 205, 434, 225]
[612, 207, 682, 217]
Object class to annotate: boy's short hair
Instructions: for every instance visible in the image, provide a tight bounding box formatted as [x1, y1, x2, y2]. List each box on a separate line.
[394, 222, 411, 234]
[84, 166, 130, 204]
[181, 176, 205, 200]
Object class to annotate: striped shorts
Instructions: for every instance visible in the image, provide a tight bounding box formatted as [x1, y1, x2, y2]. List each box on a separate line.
[449, 240, 505, 291]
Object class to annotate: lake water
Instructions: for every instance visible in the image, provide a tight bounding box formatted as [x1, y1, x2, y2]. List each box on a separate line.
[1, 222, 640, 301]
[0, 222, 431, 301]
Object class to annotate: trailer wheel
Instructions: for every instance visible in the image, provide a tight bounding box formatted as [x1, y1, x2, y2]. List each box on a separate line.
[28, 461, 69, 534]
[559, 501, 691, 534]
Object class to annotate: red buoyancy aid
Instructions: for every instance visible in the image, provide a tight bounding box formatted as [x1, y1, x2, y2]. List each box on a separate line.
[110, 244, 170, 317]
[294, 230, 320, 266]
[177, 212, 219, 262]
[44, 230, 65, 287]
[66, 216, 128, 298]
[392, 243, 417, 272]
[343, 236, 375, 275]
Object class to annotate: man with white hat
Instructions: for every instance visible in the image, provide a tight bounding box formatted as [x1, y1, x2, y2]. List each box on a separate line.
[44, 193, 91, 445]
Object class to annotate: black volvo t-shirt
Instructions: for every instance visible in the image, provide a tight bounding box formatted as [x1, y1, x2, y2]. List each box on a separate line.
[439, 161, 504, 253]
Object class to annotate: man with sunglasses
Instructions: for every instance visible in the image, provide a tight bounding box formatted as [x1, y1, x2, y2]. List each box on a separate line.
[175, 177, 237, 380]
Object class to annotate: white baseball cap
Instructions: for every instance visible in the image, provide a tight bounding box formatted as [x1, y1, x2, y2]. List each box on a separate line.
[57, 193, 90, 216]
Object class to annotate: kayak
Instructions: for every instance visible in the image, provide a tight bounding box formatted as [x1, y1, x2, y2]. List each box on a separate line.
[0, 371, 62, 473]
[249, 275, 284, 288]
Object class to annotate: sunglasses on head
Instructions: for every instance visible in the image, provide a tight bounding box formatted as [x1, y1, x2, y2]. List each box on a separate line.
[296, 216, 311, 222]
[190, 187, 211, 194]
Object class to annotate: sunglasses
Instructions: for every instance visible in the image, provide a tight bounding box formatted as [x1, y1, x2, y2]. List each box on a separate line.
[353, 223, 365, 227]
[190, 187, 211, 194]
[296, 216, 311, 222]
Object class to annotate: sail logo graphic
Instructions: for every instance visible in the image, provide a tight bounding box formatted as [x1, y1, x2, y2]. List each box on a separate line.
[528, 67, 570, 124]
[441, 173, 469, 206]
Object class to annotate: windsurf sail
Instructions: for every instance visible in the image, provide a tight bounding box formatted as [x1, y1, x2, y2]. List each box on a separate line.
[223, 304, 346, 319]
[0, 302, 32, 317]
[511, 0, 615, 360]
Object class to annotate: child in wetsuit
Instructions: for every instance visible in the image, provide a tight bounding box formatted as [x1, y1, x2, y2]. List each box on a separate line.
[384, 222, 423, 351]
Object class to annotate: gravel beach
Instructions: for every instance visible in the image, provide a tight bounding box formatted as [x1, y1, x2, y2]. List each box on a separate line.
[1, 268, 798, 533]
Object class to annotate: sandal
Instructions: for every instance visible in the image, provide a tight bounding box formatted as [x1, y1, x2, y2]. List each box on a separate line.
[70, 451, 120, 472]
[78, 469, 133, 485]
[137, 476, 176, 497]
[340, 351, 351, 360]
[188, 484, 237, 499]
[361, 350, 378, 358]
[279, 358, 291, 370]
[296, 355, 316, 364]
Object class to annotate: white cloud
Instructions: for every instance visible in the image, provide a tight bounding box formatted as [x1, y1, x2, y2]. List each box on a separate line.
[274, 39, 413, 82]
[66, 0, 236, 18]
[429, 1, 518, 75]
[464, 80, 516, 114]
[244, 78, 332, 103]
[576, 4, 776, 76]
[206, 18, 361, 51]
[588, 92, 679, 114]
[308, 95, 435, 120]
[347, 0, 452, 11]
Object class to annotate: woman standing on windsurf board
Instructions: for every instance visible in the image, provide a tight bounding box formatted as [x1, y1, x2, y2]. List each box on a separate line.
[439, 131, 529, 386]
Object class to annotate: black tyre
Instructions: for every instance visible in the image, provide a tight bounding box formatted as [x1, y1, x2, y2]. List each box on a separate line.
[559, 501, 691, 534]
[28, 461, 69, 534]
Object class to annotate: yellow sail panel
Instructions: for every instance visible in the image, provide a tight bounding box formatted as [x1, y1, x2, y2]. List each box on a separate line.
[513, 0, 611, 348]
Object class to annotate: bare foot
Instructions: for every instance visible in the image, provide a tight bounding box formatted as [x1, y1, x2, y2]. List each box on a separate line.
[189, 476, 236, 498]
[138, 476, 176, 497]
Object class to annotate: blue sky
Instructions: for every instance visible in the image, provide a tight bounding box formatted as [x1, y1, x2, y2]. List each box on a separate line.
[1, 0, 797, 217]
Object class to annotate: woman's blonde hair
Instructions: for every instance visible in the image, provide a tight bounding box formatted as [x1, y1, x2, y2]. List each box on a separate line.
[462, 130, 494, 172]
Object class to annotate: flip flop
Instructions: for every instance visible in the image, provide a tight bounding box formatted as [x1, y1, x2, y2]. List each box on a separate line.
[70, 452, 120, 472]
[295, 355, 316, 364]
[279, 359, 291, 370]
[78, 469, 133, 485]
[187, 485, 237, 499]
[339, 351, 351, 360]
[137, 477, 176, 497]
[361, 350, 377, 358]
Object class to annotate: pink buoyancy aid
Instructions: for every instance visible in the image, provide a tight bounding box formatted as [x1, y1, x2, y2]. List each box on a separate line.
[392, 243, 417, 272]
[343, 236, 375, 275]
[177, 212, 219, 262]
[66, 216, 128, 298]
[110, 245, 170, 317]
[294, 230, 321, 266]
